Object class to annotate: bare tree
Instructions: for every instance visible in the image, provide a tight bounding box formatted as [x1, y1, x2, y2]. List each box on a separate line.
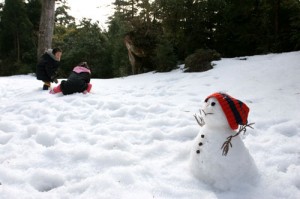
[37, 0, 56, 59]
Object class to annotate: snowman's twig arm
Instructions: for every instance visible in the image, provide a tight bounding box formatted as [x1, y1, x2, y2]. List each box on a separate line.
[221, 123, 255, 156]
[194, 110, 205, 127]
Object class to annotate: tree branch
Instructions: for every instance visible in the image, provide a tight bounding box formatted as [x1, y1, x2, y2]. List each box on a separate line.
[194, 110, 205, 127]
[221, 123, 254, 156]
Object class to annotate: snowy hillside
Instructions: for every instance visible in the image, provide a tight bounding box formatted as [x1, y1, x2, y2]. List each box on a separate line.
[0, 51, 299, 199]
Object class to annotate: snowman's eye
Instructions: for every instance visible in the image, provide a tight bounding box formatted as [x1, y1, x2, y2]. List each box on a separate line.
[211, 102, 216, 106]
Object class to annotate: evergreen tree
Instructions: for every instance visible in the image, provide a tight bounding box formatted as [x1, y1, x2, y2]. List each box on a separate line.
[107, 13, 132, 77]
[154, 37, 177, 72]
[55, 0, 75, 26]
[0, 0, 33, 75]
[137, 0, 152, 24]
[214, 0, 259, 56]
[0, 2, 4, 59]
[24, 0, 42, 71]
[154, 0, 185, 59]
[53, 19, 112, 78]
[289, 0, 300, 50]
[108, 0, 179, 75]
[276, 0, 300, 52]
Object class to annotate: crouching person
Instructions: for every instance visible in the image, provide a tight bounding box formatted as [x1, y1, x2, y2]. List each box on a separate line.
[36, 48, 62, 90]
[50, 62, 92, 95]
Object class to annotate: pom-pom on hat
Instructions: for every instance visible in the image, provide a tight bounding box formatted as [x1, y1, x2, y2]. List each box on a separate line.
[205, 92, 249, 130]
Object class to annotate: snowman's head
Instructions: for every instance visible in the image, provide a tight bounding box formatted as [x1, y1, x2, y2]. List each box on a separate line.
[200, 92, 250, 130]
[201, 97, 229, 129]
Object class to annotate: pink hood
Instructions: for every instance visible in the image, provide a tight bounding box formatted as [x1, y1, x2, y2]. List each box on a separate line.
[73, 66, 91, 74]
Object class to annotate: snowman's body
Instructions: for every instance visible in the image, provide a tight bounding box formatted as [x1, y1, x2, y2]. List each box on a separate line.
[189, 96, 258, 190]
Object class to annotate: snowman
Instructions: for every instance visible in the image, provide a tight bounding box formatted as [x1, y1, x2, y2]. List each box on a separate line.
[189, 92, 258, 190]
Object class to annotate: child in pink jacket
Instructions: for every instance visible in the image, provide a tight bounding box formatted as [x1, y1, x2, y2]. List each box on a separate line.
[50, 62, 92, 95]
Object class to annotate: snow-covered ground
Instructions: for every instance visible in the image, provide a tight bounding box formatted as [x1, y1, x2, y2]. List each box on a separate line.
[0, 51, 299, 199]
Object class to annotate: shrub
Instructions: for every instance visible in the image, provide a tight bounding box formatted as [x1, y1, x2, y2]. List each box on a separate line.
[184, 49, 221, 72]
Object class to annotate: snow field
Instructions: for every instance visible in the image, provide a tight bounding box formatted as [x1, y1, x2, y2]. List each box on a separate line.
[0, 51, 299, 198]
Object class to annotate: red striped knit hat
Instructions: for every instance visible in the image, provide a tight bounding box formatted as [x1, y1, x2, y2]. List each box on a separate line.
[205, 92, 249, 130]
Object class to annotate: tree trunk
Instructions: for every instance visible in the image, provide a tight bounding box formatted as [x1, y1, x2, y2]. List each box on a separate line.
[37, 0, 55, 59]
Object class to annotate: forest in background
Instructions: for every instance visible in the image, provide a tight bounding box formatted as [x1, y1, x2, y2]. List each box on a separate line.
[0, 0, 299, 78]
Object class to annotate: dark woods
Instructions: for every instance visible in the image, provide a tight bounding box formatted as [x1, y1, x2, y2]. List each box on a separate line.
[0, 0, 299, 78]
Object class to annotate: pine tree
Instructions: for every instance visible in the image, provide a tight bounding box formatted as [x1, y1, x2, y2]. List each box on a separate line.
[0, 0, 33, 75]
[0, 0, 32, 62]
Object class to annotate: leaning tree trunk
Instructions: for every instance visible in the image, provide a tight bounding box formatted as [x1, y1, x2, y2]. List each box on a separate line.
[37, 0, 56, 59]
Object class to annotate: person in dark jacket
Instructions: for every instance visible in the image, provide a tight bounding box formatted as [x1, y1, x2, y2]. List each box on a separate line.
[36, 48, 62, 90]
[50, 62, 92, 95]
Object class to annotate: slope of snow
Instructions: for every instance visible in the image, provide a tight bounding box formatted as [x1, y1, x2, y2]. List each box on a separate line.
[0, 51, 299, 199]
